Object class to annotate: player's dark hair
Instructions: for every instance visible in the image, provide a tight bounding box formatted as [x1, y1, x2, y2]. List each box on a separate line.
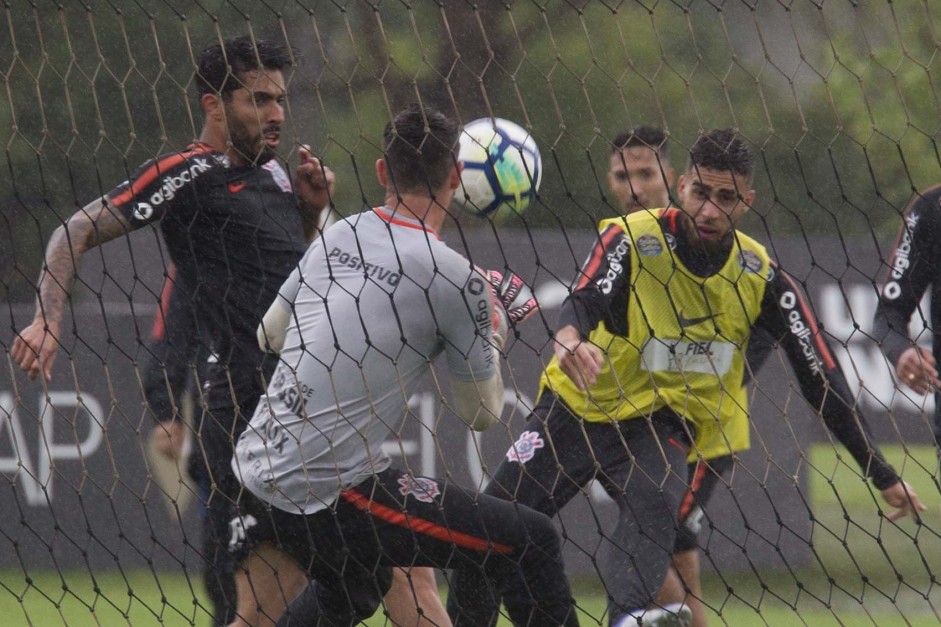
[196, 36, 293, 99]
[382, 104, 459, 195]
[687, 129, 754, 181]
[612, 126, 669, 160]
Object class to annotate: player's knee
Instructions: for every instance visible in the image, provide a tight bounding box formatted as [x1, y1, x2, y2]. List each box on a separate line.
[520, 508, 564, 558]
[320, 567, 392, 624]
[402, 566, 440, 597]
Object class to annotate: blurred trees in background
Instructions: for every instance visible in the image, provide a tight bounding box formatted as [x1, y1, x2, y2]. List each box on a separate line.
[3, 1, 939, 300]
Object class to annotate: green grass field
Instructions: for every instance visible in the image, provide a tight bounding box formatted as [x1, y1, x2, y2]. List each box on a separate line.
[2, 445, 938, 626]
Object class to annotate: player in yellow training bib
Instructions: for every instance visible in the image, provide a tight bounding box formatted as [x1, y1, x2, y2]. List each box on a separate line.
[448, 129, 924, 627]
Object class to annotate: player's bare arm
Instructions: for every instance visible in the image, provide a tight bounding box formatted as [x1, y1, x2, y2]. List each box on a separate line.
[11, 197, 131, 381]
[295, 146, 335, 242]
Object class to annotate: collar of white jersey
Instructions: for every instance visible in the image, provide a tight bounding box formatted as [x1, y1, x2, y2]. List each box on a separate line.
[372, 206, 441, 240]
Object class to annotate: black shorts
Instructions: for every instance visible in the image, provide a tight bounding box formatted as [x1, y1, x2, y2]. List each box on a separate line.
[230, 466, 578, 626]
[673, 455, 733, 553]
[485, 393, 726, 557]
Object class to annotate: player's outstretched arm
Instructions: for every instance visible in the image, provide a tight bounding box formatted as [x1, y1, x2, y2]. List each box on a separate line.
[453, 269, 541, 429]
[756, 264, 925, 518]
[449, 269, 512, 431]
[11, 197, 131, 381]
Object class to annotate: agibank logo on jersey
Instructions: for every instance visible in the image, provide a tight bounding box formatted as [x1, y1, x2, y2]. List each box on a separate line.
[506, 431, 545, 464]
[883, 211, 920, 300]
[596, 234, 631, 295]
[133, 202, 155, 221]
[130, 157, 212, 223]
[397, 474, 440, 503]
[779, 290, 822, 376]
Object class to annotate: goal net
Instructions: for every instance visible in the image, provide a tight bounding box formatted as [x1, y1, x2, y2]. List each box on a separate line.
[1, 1, 939, 625]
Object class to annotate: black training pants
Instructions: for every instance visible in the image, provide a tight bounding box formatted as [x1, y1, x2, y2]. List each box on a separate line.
[448, 395, 691, 626]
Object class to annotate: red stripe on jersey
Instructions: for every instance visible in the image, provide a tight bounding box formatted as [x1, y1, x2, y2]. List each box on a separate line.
[110, 144, 213, 208]
[780, 271, 837, 370]
[575, 224, 625, 290]
[373, 207, 441, 239]
[340, 489, 512, 554]
[665, 208, 679, 232]
[150, 265, 178, 341]
[678, 461, 708, 520]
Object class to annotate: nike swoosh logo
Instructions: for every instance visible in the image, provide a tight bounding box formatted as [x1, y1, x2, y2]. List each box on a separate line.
[677, 311, 721, 328]
[228, 181, 246, 193]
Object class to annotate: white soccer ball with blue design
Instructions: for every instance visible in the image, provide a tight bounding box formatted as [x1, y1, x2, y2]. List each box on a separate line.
[457, 118, 542, 217]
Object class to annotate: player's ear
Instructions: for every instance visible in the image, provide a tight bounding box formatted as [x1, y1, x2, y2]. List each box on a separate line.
[676, 173, 687, 194]
[447, 161, 463, 190]
[202, 93, 224, 121]
[376, 158, 389, 187]
[664, 165, 677, 190]
[742, 188, 756, 209]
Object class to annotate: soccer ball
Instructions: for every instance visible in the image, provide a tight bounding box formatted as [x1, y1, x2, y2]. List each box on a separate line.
[457, 117, 542, 216]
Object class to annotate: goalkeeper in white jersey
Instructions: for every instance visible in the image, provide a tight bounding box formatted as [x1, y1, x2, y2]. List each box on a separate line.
[227, 104, 577, 627]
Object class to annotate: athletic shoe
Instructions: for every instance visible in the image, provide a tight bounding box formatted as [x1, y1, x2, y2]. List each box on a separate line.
[613, 603, 693, 627]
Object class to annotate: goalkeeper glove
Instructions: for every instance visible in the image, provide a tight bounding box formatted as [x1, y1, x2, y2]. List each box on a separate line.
[486, 270, 538, 348]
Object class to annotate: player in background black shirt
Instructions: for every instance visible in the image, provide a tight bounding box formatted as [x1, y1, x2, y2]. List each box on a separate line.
[141, 266, 224, 611]
[874, 185, 941, 442]
[12, 36, 447, 627]
[145, 265, 206, 463]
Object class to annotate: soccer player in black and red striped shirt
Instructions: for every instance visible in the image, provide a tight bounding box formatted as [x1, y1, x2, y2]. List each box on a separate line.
[11, 35, 446, 627]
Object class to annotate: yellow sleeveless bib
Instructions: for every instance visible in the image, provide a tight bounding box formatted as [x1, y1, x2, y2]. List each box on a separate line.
[540, 210, 771, 460]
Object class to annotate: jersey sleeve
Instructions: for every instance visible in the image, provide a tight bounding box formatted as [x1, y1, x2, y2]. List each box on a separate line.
[106, 147, 215, 228]
[277, 264, 305, 308]
[753, 263, 898, 489]
[873, 190, 941, 366]
[433, 260, 498, 383]
[557, 223, 633, 337]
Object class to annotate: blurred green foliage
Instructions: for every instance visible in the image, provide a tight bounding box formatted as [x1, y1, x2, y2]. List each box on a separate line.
[3, 1, 940, 300]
